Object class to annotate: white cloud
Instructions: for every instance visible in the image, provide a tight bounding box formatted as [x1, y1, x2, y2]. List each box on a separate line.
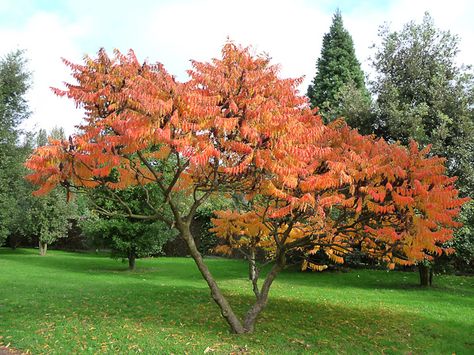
[0, 0, 473, 136]
[0, 11, 88, 135]
[146, 0, 329, 93]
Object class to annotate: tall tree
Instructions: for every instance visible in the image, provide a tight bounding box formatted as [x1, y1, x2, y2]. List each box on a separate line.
[370, 13, 474, 280]
[371, 12, 474, 192]
[0, 50, 30, 145]
[0, 50, 31, 246]
[307, 10, 370, 123]
[25, 44, 466, 333]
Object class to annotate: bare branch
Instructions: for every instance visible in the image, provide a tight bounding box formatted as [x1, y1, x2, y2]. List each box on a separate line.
[163, 164, 188, 202]
[136, 151, 163, 185]
[88, 197, 170, 222]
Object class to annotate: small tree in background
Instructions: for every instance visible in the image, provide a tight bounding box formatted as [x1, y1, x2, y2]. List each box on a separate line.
[82, 216, 176, 270]
[81, 185, 177, 270]
[307, 10, 370, 123]
[22, 187, 74, 255]
[18, 128, 76, 255]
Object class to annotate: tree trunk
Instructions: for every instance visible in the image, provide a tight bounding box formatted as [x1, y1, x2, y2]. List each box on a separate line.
[248, 248, 257, 281]
[180, 225, 246, 334]
[128, 253, 136, 270]
[178, 219, 284, 333]
[39, 241, 47, 256]
[243, 253, 285, 332]
[418, 264, 432, 286]
[8, 235, 19, 249]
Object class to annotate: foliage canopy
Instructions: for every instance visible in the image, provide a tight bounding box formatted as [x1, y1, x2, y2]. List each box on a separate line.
[25, 43, 467, 333]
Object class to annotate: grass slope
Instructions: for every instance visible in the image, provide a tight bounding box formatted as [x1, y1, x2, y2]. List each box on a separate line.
[0, 248, 473, 354]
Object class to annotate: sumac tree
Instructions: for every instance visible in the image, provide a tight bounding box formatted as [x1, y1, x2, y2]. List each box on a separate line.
[25, 43, 467, 333]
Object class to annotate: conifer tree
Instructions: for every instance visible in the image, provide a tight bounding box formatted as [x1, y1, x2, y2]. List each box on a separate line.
[307, 10, 370, 123]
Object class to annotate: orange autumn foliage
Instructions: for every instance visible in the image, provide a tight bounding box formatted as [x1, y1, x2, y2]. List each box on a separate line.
[26, 43, 468, 270]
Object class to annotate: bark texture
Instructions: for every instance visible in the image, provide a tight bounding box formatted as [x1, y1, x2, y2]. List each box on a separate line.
[419, 264, 433, 286]
[178, 218, 284, 333]
[128, 253, 136, 270]
[39, 241, 47, 256]
[180, 225, 246, 333]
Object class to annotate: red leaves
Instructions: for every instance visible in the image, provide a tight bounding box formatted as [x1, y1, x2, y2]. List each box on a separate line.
[25, 42, 468, 269]
[391, 192, 415, 207]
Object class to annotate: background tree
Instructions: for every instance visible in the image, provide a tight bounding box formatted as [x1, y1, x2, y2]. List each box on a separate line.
[371, 13, 474, 180]
[22, 187, 74, 255]
[81, 186, 177, 270]
[0, 50, 30, 144]
[18, 128, 76, 255]
[26, 44, 466, 333]
[82, 216, 175, 270]
[369, 13, 474, 281]
[0, 50, 31, 247]
[307, 10, 370, 123]
[448, 202, 474, 273]
[335, 81, 374, 135]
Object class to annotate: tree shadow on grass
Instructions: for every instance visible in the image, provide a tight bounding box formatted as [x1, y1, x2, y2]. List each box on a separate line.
[6, 249, 473, 313]
[278, 267, 474, 296]
[2, 279, 473, 354]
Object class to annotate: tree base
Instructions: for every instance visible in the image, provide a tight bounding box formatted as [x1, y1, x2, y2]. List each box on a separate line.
[419, 264, 433, 286]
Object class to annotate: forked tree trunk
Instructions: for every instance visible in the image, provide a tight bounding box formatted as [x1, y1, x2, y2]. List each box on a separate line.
[180, 226, 246, 333]
[419, 264, 433, 286]
[39, 241, 48, 256]
[179, 222, 283, 333]
[243, 254, 285, 332]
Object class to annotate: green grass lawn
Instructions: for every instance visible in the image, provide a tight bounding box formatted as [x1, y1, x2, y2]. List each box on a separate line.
[0, 248, 473, 354]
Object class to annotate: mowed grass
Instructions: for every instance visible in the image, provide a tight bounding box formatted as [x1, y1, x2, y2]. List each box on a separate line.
[0, 249, 473, 354]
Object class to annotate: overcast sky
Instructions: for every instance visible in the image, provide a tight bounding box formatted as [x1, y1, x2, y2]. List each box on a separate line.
[1, 0, 473, 135]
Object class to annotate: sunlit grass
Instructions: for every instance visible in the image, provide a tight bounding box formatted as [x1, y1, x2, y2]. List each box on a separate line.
[0, 248, 473, 354]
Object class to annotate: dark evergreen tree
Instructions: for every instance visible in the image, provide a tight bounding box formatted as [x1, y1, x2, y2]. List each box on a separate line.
[307, 10, 370, 123]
